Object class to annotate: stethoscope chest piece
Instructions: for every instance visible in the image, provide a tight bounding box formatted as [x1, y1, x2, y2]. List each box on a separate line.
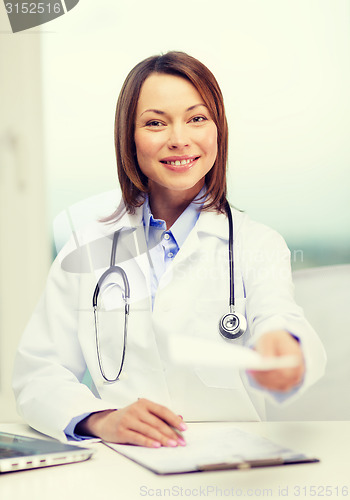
[219, 311, 247, 340]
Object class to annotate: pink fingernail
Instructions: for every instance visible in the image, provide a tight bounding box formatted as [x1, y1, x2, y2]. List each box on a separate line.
[177, 438, 186, 446]
[179, 423, 187, 431]
[152, 441, 161, 448]
[168, 439, 178, 447]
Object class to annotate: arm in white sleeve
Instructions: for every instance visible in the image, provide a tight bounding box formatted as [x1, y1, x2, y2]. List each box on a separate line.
[236, 215, 327, 402]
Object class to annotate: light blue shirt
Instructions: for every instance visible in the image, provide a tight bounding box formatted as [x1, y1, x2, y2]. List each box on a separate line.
[142, 190, 204, 308]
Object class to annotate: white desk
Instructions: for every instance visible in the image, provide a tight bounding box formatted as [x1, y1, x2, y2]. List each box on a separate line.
[0, 422, 349, 500]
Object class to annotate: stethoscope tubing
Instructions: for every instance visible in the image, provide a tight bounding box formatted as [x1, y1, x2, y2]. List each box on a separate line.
[92, 232, 130, 382]
[92, 200, 246, 382]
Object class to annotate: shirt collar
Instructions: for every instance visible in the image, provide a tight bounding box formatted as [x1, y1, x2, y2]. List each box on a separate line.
[142, 186, 206, 247]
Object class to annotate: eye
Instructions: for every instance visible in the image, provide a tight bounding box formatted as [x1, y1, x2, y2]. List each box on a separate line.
[190, 116, 208, 124]
[146, 120, 165, 127]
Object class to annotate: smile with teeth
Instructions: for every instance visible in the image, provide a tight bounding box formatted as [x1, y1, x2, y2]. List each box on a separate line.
[161, 157, 199, 166]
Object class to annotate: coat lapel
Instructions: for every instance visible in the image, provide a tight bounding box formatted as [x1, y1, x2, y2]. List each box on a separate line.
[169, 208, 230, 271]
[102, 204, 152, 283]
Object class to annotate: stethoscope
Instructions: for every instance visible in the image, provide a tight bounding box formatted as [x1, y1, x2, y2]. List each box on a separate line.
[93, 200, 247, 383]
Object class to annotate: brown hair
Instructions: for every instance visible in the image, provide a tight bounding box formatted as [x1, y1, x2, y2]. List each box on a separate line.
[109, 51, 228, 218]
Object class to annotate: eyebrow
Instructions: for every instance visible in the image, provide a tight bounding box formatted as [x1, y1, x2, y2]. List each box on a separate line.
[140, 103, 207, 117]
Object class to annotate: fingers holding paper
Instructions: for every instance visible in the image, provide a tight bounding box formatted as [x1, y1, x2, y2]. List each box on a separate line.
[249, 330, 305, 392]
[76, 399, 187, 448]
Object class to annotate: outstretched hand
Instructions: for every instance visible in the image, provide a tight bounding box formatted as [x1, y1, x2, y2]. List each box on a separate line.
[249, 330, 305, 392]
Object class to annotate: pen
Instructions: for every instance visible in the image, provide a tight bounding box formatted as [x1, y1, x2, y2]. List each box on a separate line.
[172, 419, 187, 446]
[166, 418, 187, 446]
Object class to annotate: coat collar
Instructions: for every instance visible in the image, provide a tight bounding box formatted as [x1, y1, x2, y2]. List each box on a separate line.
[104, 200, 231, 242]
[87, 199, 232, 279]
[196, 208, 230, 241]
[98, 201, 144, 238]
[94, 194, 232, 250]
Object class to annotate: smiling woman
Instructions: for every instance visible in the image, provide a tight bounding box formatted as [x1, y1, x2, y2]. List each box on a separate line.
[13, 51, 326, 449]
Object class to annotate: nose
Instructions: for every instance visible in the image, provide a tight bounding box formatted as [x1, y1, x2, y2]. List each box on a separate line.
[167, 123, 190, 149]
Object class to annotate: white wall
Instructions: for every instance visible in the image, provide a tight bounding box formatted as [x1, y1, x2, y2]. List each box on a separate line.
[41, 0, 350, 267]
[0, 9, 50, 420]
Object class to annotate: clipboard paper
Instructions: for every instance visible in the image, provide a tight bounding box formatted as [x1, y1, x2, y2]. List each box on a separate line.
[104, 425, 319, 475]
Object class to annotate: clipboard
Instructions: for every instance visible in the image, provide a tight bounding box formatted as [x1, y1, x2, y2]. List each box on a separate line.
[104, 424, 319, 475]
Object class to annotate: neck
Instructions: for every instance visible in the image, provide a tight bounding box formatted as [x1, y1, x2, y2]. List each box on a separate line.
[148, 182, 204, 228]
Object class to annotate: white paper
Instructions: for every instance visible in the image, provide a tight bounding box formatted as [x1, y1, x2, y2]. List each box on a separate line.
[167, 334, 299, 371]
[105, 425, 303, 474]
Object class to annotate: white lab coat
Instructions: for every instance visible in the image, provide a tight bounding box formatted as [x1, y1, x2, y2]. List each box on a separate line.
[13, 202, 326, 441]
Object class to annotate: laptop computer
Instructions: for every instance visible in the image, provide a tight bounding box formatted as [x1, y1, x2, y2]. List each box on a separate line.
[0, 431, 94, 473]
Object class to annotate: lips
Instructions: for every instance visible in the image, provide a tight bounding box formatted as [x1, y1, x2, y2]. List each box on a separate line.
[160, 156, 200, 171]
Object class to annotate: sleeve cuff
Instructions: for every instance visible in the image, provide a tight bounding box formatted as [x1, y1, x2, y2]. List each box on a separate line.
[245, 370, 304, 404]
[64, 412, 94, 441]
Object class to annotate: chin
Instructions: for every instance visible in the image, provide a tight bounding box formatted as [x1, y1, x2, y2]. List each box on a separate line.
[165, 179, 204, 192]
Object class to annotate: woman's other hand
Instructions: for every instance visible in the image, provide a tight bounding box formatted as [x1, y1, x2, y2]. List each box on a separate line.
[249, 330, 305, 392]
[75, 398, 187, 448]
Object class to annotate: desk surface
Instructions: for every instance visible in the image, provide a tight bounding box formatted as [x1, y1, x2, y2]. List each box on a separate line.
[0, 422, 349, 500]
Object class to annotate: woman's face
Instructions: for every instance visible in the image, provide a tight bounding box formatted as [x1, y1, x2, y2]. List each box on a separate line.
[134, 73, 217, 199]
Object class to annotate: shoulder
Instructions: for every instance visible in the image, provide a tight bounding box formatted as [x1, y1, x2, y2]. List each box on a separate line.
[231, 207, 290, 255]
[55, 197, 144, 272]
